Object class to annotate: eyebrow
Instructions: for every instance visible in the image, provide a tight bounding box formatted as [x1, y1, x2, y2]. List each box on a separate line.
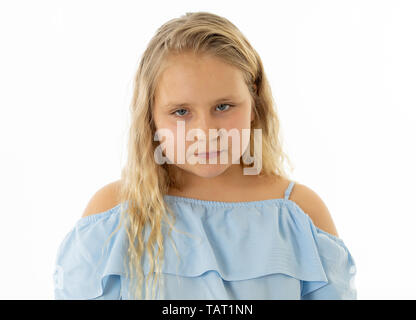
[164, 96, 238, 108]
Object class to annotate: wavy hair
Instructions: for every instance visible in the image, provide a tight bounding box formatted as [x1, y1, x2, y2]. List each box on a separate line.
[105, 11, 295, 300]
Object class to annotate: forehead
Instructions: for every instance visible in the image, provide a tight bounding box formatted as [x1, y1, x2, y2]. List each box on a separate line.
[154, 52, 247, 105]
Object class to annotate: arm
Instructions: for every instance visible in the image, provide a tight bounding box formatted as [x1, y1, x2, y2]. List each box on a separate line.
[290, 183, 357, 300]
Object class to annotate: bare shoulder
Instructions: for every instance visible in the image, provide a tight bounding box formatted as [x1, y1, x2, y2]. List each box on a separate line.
[286, 180, 339, 237]
[81, 179, 122, 218]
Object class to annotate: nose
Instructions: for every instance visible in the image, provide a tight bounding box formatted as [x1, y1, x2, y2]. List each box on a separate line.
[191, 113, 220, 140]
[187, 113, 223, 153]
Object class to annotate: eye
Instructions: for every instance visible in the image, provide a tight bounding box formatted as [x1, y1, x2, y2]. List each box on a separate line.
[171, 108, 188, 117]
[170, 103, 235, 118]
[215, 103, 234, 112]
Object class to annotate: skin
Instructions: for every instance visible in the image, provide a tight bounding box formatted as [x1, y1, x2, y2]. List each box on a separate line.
[79, 51, 337, 238]
[83, 58, 341, 234]
[152, 51, 269, 200]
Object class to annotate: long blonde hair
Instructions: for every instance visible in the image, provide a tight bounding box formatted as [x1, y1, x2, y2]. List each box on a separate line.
[105, 11, 295, 300]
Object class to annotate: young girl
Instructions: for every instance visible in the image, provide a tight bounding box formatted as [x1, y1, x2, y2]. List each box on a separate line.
[53, 11, 357, 300]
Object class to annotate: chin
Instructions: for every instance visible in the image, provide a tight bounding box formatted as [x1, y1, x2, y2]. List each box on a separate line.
[184, 163, 230, 179]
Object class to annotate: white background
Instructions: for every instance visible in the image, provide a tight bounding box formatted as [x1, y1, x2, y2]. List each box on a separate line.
[0, 0, 414, 299]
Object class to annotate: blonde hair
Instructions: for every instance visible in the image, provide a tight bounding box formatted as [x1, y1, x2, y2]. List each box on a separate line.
[105, 11, 295, 300]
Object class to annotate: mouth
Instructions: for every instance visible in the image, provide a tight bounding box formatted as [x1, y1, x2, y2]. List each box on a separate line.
[195, 150, 226, 159]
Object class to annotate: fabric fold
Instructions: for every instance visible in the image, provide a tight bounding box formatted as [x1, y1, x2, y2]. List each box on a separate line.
[144, 199, 331, 293]
[53, 204, 126, 299]
[53, 197, 357, 300]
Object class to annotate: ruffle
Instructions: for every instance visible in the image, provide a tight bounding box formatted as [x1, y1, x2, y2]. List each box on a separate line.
[53, 204, 128, 299]
[53, 197, 357, 299]
[144, 198, 327, 296]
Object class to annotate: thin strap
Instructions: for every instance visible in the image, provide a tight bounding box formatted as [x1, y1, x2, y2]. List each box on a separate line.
[284, 181, 295, 200]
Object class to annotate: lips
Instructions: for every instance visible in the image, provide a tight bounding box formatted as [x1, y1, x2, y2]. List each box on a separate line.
[195, 150, 222, 156]
[194, 150, 226, 158]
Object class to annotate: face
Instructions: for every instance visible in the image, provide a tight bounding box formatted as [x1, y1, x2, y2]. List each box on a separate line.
[152, 51, 255, 179]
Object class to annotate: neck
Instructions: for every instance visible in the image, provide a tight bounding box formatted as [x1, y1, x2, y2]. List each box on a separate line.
[169, 163, 256, 194]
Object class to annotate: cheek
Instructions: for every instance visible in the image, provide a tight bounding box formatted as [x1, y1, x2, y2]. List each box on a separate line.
[154, 117, 175, 153]
[230, 109, 253, 152]
[222, 109, 252, 138]
[155, 121, 187, 162]
[154, 114, 175, 139]
[231, 105, 252, 127]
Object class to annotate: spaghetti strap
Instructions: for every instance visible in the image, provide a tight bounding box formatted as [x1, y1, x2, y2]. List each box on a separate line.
[284, 181, 295, 200]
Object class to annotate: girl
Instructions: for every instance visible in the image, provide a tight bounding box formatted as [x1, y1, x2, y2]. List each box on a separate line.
[53, 11, 357, 300]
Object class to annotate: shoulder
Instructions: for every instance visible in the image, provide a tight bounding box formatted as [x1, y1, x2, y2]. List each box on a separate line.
[81, 179, 122, 218]
[281, 178, 339, 238]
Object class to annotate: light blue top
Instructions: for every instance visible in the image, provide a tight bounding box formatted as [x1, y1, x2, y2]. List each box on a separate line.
[53, 181, 357, 300]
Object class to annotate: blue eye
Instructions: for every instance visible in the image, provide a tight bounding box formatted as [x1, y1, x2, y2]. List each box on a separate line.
[172, 109, 188, 116]
[170, 103, 235, 117]
[216, 103, 233, 111]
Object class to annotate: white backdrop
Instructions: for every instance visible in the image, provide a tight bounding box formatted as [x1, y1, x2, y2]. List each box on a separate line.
[0, 0, 414, 299]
